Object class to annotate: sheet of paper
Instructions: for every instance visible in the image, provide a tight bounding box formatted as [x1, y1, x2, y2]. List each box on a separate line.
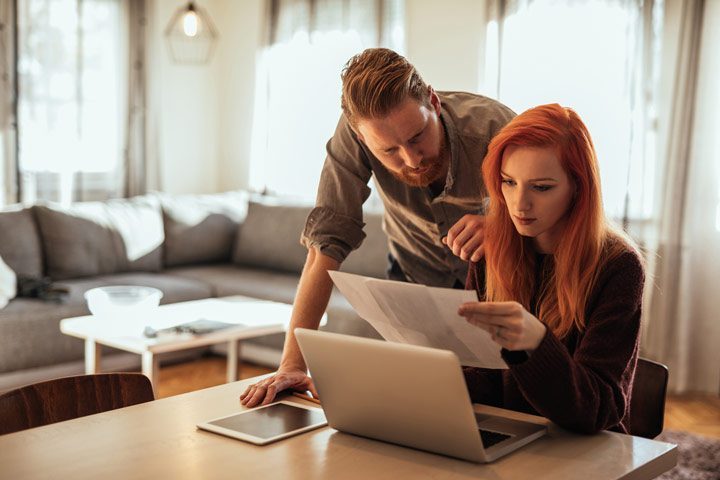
[329, 271, 507, 369]
[327, 271, 405, 342]
[426, 286, 506, 369]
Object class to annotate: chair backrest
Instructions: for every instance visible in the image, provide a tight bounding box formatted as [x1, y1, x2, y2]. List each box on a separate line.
[629, 357, 669, 439]
[0, 373, 154, 435]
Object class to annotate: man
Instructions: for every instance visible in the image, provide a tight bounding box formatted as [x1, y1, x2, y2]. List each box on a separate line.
[241, 48, 514, 406]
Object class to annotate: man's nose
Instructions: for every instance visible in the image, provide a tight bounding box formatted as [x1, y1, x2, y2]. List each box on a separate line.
[401, 147, 423, 169]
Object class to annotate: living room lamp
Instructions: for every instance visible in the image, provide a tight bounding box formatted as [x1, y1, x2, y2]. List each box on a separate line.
[164, 1, 218, 64]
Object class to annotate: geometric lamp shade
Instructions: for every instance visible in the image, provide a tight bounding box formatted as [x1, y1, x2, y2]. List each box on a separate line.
[164, 1, 218, 64]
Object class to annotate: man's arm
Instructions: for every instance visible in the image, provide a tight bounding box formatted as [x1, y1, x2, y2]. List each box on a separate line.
[240, 246, 339, 407]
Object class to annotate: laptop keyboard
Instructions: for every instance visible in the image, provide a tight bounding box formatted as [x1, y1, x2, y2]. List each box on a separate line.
[479, 429, 512, 448]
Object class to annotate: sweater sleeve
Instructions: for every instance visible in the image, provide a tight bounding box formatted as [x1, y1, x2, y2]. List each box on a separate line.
[506, 251, 645, 434]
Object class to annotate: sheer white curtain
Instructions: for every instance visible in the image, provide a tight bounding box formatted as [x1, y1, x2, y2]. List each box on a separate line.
[483, 0, 658, 223]
[0, 0, 17, 206]
[249, 0, 404, 202]
[642, 0, 720, 394]
[14, 0, 146, 205]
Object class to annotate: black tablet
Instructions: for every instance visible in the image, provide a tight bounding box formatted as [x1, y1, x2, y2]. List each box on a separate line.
[197, 401, 327, 445]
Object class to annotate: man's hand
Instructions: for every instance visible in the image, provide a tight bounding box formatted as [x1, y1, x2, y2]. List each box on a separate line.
[457, 301, 547, 351]
[442, 214, 486, 262]
[239, 367, 319, 407]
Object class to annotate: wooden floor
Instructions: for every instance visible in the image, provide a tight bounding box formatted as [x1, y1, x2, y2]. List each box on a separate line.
[156, 355, 720, 439]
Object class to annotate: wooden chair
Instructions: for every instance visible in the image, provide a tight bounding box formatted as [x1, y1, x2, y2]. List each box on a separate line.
[629, 357, 669, 439]
[0, 373, 154, 435]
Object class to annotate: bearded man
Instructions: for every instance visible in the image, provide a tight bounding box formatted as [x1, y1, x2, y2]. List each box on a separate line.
[241, 48, 515, 407]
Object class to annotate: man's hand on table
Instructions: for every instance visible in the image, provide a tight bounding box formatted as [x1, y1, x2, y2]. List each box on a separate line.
[239, 367, 319, 407]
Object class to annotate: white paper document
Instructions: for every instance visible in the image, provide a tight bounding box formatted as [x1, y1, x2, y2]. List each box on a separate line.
[328, 271, 507, 369]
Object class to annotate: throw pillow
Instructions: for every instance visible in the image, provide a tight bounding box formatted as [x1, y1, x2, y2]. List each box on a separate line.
[0, 255, 16, 309]
[339, 212, 389, 278]
[232, 200, 312, 273]
[34, 195, 164, 280]
[160, 190, 249, 267]
[0, 206, 44, 278]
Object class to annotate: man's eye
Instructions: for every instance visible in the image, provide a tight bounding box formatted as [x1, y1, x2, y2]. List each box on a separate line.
[384, 148, 398, 155]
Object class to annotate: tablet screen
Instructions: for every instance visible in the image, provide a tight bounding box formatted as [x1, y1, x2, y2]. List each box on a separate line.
[207, 403, 326, 440]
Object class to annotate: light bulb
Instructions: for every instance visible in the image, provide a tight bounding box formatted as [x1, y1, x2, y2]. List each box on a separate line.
[182, 10, 199, 37]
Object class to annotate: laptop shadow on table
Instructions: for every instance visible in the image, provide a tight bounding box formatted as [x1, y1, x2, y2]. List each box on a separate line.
[324, 430, 505, 478]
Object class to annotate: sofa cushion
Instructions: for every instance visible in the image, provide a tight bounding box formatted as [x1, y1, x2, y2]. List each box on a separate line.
[160, 191, 249, 267]
[232, 200, 311, 274]
[232, 200, 389, 278]
[0, 206, 44, 278]
[34, 195, 164, 280]
[339, 212, 389, 279]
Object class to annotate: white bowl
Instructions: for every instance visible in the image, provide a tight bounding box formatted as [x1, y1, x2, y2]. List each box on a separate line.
[84, 286, 163, 319]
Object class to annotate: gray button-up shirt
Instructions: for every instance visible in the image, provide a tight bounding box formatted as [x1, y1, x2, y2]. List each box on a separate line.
[301, 92, 515, 287]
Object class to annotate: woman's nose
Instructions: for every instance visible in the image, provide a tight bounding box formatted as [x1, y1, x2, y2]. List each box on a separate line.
[515, 189, 532, 212]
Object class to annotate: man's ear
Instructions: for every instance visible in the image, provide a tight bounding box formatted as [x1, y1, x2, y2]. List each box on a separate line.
[428, 86, 441, 115]
[350, 121, 366, 144]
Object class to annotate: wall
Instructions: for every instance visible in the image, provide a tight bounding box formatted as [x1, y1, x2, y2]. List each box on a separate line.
[404, 0, 487, 92]
[212, 0, 264, 192]
[146, 0, 263, 194]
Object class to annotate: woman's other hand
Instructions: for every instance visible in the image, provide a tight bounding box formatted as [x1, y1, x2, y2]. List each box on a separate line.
[458, 301, 547, 351]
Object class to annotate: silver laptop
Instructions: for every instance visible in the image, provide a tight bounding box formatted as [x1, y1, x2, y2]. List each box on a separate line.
[295, 328, 547, 463]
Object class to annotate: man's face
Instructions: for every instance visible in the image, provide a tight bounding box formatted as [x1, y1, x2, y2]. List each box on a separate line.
[355, 91, 448, 187]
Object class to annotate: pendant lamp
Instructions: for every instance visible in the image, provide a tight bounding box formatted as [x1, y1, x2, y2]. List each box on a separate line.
[165, 1, 218, 64]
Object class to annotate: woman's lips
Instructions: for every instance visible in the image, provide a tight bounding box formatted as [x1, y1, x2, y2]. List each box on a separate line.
[514, 216, 536, 225]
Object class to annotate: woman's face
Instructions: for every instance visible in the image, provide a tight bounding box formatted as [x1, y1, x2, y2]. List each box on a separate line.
[500, 146, 575, 253]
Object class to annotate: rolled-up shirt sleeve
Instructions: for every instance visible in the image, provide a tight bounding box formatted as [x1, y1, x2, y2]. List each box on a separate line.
[300, 114, 374, 264]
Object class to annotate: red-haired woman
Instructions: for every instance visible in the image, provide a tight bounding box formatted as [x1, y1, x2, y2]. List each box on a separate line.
[458, 103, 644, 434]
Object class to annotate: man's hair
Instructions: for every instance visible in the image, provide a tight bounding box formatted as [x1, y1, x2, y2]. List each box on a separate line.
[341, 48, 429, 126]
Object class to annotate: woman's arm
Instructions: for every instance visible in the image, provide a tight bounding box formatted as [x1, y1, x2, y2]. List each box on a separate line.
[505, 251, 645, 433]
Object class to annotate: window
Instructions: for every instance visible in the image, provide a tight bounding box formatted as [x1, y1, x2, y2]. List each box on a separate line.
[17, 0, 127, 204]
[250, 0, 404, 203]
[485, 0, 662, 221]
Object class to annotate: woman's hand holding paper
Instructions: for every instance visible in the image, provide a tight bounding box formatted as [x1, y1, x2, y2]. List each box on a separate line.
[458, 301, 547, 352]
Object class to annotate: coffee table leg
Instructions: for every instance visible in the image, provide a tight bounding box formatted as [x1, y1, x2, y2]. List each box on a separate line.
[142, 351, 160, 396]
[84, 339, 101, 374]
[227, 340, 240, 382]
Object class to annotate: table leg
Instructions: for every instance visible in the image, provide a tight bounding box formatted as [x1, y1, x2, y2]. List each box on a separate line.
[227, 340, 240, 383]
[142, 351, 160, 396]
[84, 339, 101, 374]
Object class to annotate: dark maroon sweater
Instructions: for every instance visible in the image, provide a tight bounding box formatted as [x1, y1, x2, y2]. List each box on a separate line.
[463, 247, 645, 434]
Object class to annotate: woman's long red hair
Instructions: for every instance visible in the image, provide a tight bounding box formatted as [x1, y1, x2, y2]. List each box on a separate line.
[481, 103, 628, 338]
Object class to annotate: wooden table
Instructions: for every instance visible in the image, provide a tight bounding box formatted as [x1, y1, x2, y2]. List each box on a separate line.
[0, 375, 677, 479]
[60, 296, 306, 392]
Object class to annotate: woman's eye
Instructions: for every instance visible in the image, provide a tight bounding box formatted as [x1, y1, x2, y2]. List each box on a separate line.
[501, 179, 515, 186]
[534, 185, 553, 192]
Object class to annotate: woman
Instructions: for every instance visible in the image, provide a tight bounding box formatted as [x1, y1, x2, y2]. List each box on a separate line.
[458, 103, 644, 434]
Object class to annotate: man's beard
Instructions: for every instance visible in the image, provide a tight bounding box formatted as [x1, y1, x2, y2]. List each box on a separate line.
[392, 136, 448, 188]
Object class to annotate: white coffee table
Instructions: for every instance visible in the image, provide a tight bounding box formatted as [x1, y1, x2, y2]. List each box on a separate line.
[60, 296, 317, 393]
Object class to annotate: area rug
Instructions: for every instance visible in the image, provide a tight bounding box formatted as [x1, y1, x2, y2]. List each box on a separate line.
[656, 430, 720, 480]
